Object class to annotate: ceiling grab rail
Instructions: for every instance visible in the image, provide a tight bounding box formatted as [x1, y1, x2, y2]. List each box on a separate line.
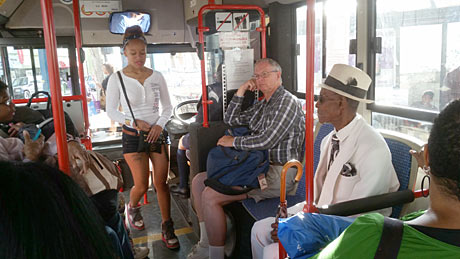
[39, 0, 70, 174]
[197, 3, 267, 128]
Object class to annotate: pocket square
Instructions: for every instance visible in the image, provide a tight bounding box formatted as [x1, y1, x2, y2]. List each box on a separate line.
[340, 162, 356, 177]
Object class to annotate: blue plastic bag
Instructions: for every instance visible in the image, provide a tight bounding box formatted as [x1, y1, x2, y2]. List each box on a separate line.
[278, 213, 355, 259]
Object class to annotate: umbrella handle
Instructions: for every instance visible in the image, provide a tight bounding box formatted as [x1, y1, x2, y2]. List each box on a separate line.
[280, 160, 303, 204]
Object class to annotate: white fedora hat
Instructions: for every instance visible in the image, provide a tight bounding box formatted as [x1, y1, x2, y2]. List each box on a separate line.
[320, 64, 373, 103]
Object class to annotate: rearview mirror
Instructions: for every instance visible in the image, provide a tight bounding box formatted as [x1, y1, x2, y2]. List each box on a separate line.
[109, 11, 151, 34]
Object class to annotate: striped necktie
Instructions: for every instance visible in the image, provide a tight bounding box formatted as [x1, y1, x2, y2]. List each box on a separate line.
[328, 134, 340, 170]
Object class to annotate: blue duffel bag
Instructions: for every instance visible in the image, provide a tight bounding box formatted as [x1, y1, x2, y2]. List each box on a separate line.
[204, 127, 269, 195]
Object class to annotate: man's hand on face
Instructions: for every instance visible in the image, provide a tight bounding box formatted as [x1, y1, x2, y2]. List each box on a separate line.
[217, 135, 235, 147]
[236, 78, 258, 97]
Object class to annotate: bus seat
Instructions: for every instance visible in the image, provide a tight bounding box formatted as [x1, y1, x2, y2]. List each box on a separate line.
[242, 123, 334, 220]
[63, 100, 86, 137]
[188, 121, 229, 180]
[379, 130, 423, 218]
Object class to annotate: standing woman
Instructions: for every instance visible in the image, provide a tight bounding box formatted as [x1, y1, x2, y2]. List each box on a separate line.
[106, 25, 179, 249]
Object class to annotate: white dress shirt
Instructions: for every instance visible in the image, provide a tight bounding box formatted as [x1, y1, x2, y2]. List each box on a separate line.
[106, 70, 173, 129]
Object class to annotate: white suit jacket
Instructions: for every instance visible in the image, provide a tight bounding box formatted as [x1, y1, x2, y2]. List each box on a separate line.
[313, 115, 400, 216]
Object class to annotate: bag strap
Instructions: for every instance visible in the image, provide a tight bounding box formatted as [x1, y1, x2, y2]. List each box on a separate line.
[117, 71, 138, 128]
[374, 217, 404, 259]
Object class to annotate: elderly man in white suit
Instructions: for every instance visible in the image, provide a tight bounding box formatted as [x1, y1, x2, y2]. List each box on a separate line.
[250, 64, 400, 259]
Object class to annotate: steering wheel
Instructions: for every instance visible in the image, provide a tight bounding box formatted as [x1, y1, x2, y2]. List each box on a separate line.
[173, 99, 200, 125]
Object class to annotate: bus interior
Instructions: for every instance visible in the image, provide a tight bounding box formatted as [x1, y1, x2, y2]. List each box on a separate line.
[1, 0, 460, 258]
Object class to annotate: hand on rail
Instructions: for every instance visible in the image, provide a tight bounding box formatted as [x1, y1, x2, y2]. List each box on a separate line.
[236, 79, 257, 97]
[270, 222, 279, 243]
[68, 141, 90, 175]
[134, 119, 151, 132]
[147, 125, 162, 143]
[23, 130, 45, 161]
[217, 135, 234, 147]
[8, 122, 24, 137]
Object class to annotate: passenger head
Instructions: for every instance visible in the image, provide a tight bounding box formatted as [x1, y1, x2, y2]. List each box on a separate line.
[102, 63, 114, 75]
[0, 81, 15, 123]
[316, 64, 372, 128]
[123, 25, 147, 69]
[422, 90, 434, 104]
[253, 58, 282, 97]
[427, 99, 460, 201]
[0, 161, 117, 258]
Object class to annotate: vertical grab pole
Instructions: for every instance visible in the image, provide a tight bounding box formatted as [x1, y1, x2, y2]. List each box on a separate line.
[40, 0, 70, 174]
[303, 0, 316, 213]
[72, 0, 90, 138]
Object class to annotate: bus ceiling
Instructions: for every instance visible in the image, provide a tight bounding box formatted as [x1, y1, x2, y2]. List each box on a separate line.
[0, 0, 302, 45]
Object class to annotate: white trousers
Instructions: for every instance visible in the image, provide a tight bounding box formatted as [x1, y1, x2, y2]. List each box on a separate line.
[251, 217, 279, 259]
[251, 202, 306, 259]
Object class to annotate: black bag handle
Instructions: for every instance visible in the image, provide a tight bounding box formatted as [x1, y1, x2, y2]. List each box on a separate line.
[27, 91, 51, 111]
[374, 217, 404, 259]
[117, 71, 138, 129]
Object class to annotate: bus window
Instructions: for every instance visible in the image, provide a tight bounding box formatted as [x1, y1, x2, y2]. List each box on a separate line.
[296, 0, 357, 95]
[372, 112, 431, 142]
[374, 1, 460, 111]
[7, 47, 72, 99]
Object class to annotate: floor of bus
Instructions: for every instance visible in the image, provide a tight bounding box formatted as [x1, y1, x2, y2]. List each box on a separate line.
[122, 185, 198, 258]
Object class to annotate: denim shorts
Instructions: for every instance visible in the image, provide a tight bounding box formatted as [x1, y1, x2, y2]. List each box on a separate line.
[122, 125, 170, 154]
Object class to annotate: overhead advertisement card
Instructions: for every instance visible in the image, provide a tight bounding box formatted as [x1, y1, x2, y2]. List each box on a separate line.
[80, 0, 121, 18]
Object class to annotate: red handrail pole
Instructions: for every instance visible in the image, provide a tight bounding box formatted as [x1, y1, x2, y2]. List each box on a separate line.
[197, 4, 266, 127]
[40, 0, 70, 174]
[303, 0, 316, 213]
[72, 0, 90, 136]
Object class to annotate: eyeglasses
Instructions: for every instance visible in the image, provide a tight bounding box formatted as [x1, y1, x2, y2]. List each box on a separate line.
[252, 70, 278, 80]
[317, 95, 341, 104]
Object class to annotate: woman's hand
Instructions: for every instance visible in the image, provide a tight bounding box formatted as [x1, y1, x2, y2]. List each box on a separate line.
[134, 119, 151, 132]
[410, 145, 426, 168]
[23, 130, 45, 161]
[147, 125, 163, 143]
[8, 122, 25, 137]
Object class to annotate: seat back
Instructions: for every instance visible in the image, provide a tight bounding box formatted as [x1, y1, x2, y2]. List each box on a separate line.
[294, 123, 334, 199]
[379, 130, 423, 218]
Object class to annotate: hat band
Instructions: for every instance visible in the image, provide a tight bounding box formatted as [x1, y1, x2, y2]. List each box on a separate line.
[324, 76, 367, 99]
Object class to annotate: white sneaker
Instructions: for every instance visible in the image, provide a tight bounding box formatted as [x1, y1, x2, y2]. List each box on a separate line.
[187, 242, 209, 259]
[133, 246, 149, 259]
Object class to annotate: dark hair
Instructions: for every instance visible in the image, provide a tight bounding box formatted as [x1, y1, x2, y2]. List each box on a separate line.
[123, 25, 143, 40]
[102, 63, 114, 74]
[423, 90, 434, 99]
[0, 80, 8, 92]
[428, 99, 460, 200]
[0, 161, 117, 259]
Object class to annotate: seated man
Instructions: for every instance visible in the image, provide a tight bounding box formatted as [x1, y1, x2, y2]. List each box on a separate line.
[187, 58, 305, 259]
[291, 99, 460, 258]
[251, 64, 400, 259]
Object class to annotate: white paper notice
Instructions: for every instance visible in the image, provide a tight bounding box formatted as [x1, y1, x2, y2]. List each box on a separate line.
[219, 31, 250, 49]
[224, 49, 254, 90]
